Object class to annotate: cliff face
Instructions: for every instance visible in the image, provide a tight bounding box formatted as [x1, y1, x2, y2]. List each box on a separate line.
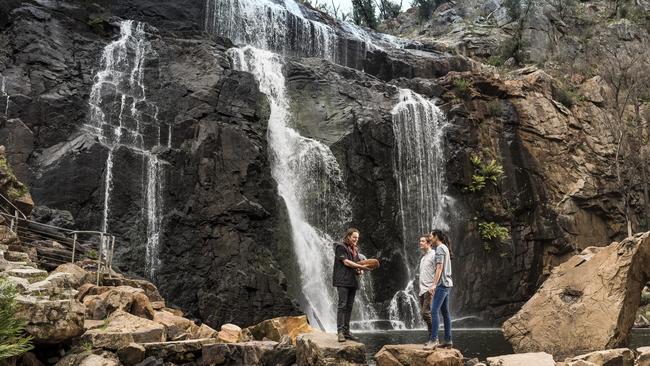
[0, 0, 300, 327]
[0, 0, 644, 326]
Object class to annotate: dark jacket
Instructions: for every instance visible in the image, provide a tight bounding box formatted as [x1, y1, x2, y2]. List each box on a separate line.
[332, 242, 359, 288]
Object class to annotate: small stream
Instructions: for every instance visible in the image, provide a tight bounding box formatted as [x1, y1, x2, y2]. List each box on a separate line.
[357, 328, 650, 364]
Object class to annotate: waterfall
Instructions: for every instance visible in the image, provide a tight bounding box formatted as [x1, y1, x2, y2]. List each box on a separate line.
[203, 0, 408, 68]
[388, 89, 452, 329]
[205, 0, 338, 61]
[84, 20, 166, 279]
[229, 46, 380, 331]
[1, 75, 9, 117]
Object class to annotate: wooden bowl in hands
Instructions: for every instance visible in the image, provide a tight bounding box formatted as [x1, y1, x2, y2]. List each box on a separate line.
[357, 258, 380, 270]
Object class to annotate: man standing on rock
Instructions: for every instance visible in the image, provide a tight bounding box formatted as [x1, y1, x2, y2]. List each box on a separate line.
[418, 235, 436, 335]
[333, 228, 370, 342]
[424, 229, 454, 350]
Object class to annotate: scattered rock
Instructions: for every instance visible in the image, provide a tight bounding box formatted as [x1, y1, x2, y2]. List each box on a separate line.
[142, 338, 217, 363]
[486, 352, 555, 366]
[564, 348, 635, 366]
[55, 351, 121, 366]
[217, 323, 243, 343]
[245, 315, 315, 344]
[375, 344, 464, 366]
[201, 341, 281, 366]
[503, 233, 650, 358]
[296, 331, 366, 366]
[52, 263, 94, 288]
[194, 323, 218, 339]
[117, 343, 146, 366]
[15, 295, 85, 343]
[83, 285, 154, 320]
[81, 310, 165, 350]
[152, 310, 198, 340]
[637, 346, 650, 366]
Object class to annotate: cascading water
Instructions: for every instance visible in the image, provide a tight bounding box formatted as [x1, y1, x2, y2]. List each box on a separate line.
[205, 0, 338, 61]
[228, 46, 378, 330]
[205, 0, 425, 330]
[1, 75, 9, 116]
[84, 20, 167, 279]
[388, 89, 452, 329]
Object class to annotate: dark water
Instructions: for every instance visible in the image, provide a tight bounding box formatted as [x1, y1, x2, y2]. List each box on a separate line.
[357, 328, 650, 364]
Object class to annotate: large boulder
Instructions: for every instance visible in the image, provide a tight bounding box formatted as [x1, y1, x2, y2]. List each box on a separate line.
[563, 348, 635, 366]
[15, 295, 85, 343]
[375, 344, 464, 366]
[52, 263, 94, 288]
[296, 331, 366, 366]
[83, 285, 155, 320]
[486, 352, 555, 366]
[503, 233, 650, 358]
[55, 351, 121, 366]
[245, 315, 315, 344]
[152, 310, 198, 340]
[81, 310, 166, 350]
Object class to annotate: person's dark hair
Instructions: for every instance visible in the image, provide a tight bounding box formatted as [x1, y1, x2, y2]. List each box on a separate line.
[343, 228, 360, 245]
[427, 229, 454, 259]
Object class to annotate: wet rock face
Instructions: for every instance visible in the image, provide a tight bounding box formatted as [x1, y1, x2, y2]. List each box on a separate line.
[0, 0, 299, 327]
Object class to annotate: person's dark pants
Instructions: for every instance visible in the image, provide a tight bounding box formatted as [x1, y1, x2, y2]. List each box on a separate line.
[419, 292, 432, 334]
[336, 286, 356, 334]
[430, 286, 452, 343]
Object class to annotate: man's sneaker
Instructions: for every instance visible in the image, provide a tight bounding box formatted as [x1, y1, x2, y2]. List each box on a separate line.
[337, 332, 346, 342]
[440, 341, 453, 348]
[423, 340, 439, 350]
[344, 333, 360, 342]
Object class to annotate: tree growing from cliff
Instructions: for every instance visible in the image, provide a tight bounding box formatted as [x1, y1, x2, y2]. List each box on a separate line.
[352, 0, 378, 28]
[376, 0, 402, 20]
[592, 41, 650, 235]
[0, 279, 32, 359]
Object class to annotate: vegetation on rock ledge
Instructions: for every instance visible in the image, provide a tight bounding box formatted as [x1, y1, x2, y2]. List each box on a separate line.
[0, 279, 33, 359]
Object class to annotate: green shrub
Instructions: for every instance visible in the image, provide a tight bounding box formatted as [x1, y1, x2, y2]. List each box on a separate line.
[412, 0, 436, 20]
[453, 78, 471, 97]
[466, 154, 504, 192]
[554, 87, 576, 108]
[478, 221, 510, 242]
[486, 55, 504, 67]
[0, 279, 33, 359]
[487, 100, 503, 116]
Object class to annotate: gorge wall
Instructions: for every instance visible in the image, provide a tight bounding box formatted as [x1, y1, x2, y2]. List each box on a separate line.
[1, 0, 645, 327]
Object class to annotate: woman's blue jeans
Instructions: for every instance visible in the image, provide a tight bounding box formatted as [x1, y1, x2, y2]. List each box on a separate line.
[430, 286, 452, 342]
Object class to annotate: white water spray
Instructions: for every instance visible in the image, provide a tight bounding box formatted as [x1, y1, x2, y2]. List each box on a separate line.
[388, 89, 452, 329]
[85, 20, 165, 279]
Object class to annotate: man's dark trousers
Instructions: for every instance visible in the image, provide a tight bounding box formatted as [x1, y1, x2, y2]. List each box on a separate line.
[336, 286, 356, 334]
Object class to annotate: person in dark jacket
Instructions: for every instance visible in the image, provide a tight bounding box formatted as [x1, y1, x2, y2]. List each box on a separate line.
[333, 228, 369, 342]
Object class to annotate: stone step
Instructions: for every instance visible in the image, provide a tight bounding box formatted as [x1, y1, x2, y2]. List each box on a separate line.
[4, 250, 31, 262]
[6, 267, 48, 283]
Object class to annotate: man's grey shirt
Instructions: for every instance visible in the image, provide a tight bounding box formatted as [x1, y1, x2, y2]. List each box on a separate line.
[435, 243, 453, 287]
[418, 249, 436, 296]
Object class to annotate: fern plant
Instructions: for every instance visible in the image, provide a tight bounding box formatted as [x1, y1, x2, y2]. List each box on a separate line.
[466, 154, 504, 192]
[478, 221, 510, 242]
[0, 279, 33, 359]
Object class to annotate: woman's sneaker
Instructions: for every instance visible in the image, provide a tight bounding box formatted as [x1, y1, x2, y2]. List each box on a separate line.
[440, 341, 453, 348]
[423, 340, 439, 350]
[337, 332, 346, 342]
